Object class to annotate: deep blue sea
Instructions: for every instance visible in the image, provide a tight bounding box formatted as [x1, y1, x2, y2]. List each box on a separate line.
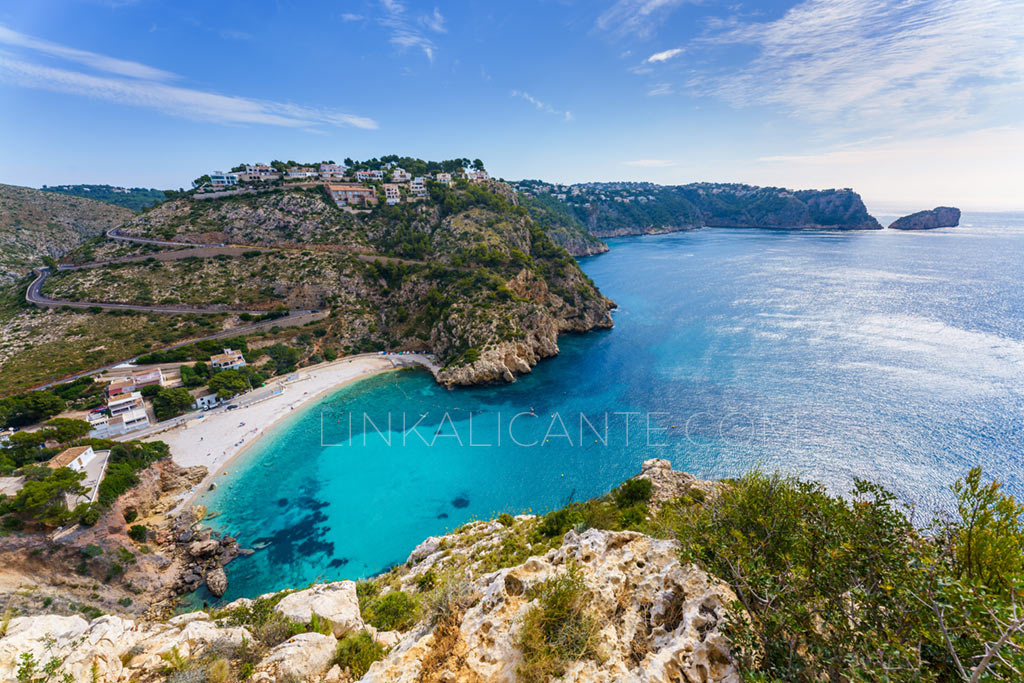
[195, 213, 1024, 603]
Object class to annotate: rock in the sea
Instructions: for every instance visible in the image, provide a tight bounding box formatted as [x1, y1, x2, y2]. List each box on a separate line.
[888, 206, 961, 230]
[205, 566, 228, 597]
[273, 580, 364, 637]
[251, 632, 337, 682]
[188, 538, 221, 557]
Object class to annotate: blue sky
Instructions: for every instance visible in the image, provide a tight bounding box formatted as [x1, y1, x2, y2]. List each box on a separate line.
[1, 0, 1022, 210]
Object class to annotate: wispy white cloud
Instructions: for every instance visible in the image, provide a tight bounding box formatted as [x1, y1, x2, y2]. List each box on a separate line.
[596, 0, 693, 37]
[647, 83, 673, 96]
[623, 159, 676, 167]
[511, 90, 573, 121]
[0, 34, 377, 130]
[0, 23, 176, 80]
[340, 13, 365, 22]
[646, 47, 683, 63]
[691, 0, 1024, 133]
[378, 0, 444, 61]
[421, 7, 447, 33]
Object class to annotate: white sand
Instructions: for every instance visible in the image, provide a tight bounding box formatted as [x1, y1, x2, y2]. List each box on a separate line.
[152, 353, 438, 512]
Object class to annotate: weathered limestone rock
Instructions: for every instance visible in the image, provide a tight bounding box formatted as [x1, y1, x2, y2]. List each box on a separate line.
[251, 632, 337, 682]
[204, 567, 227, 597]
[274, 580, 364, 637]
[364, 528, 740, 682]
[637, 458, 718, 508]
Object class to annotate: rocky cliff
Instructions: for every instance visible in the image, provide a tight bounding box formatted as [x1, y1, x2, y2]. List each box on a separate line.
[537, 183, 882, 237]
[59, 181, 615, 386]
[888, 206, 961, 230]
[0, 461, 739, 682]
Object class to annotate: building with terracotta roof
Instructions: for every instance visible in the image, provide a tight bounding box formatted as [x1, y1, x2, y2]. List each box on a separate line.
[326, 183, 378, 207]
[210, 348, 247, 371]
[47, 445, 96, 472]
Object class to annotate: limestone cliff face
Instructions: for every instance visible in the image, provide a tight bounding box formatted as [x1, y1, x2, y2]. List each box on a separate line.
[433, 268, 614, 387]
[888, 206, 961, 230]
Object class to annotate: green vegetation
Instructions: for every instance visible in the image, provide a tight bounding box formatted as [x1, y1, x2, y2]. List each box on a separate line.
[39, 185, 166, 212]
[516, 565, 601, 682]
[0, 467, 86, 526]
[93, 441, 169, 511]
[128, 524, 147, 542]
[333, 631, 386, 679]
[519, 466, 1024, 682]
[0, 418, 91, 473]
[151, 387, 193, 421]
[359, 588, 420, 632]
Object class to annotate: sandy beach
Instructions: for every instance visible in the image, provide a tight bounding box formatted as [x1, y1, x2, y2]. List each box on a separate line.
[150, 353, 438, 512]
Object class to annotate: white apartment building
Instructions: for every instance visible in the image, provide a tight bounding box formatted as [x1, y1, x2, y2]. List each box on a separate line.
[384, 184, 401, 205]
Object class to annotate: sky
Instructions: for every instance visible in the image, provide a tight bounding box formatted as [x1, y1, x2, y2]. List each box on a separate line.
[0, 0, 1022, 211]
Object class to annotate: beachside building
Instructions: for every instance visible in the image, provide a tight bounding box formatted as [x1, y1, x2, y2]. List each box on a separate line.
[108, 391, 145, 417]
[209, 172, 238, 187]
[391, 168, 411, 183]
[211, 349, 247, 371]
[383, 184, 401, 205]
[46, 445, 97, 473]
[327, 183, 378, 207]
[106, 377, 136, 397]
[319, 163, 348, 179]
[193, 393, 222, 411]
[435, 172, 452, 185]
[355, 170, 385, 182]
[285, 167, 318, 179]
[131, 368, 165, 389]
[89, 407, 149, 439]
[409, 177, 427, 197]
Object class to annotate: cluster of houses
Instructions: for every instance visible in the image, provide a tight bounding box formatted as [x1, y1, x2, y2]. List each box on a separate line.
[204, 162, 490, 209]
[83, 349, 248, 439]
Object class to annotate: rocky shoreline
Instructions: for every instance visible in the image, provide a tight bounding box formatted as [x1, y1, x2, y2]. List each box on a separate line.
[0, 460, 740, 682]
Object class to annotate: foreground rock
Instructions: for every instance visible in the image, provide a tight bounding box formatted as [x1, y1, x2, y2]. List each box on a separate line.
[367, 528, 740, 682]
[888, 206, 961, 230]
[274, 580, 364, 637]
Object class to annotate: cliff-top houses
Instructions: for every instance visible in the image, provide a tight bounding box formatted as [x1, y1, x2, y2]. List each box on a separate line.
[196, 160, 490, 209]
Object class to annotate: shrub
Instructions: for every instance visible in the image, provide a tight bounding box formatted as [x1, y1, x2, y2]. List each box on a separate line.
[516, 566, 600, 682]
[362, 590, 419, 631]
[128, 524, 147, 542]
[613, 478, 652, 508]
[334, 631, 385, 678]
[498, 512, 515, 527]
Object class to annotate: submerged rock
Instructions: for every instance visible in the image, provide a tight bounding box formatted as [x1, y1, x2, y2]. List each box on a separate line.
[888, 206, 961, 230]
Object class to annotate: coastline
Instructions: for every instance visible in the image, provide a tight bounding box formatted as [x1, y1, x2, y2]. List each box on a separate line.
[151, 353, 439, 513]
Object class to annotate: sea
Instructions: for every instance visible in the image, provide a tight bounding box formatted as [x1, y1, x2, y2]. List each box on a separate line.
[192, 213, 1024, 603]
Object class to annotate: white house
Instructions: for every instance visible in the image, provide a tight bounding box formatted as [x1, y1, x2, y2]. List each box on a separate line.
[211, 348, 246, 371]
[391, 168, 411, 183]
[355, 170, 385, 182]
[410, 177, 427, 197]
[89, 407, 150, 439]
[47, 446, 97, 473]
[435, 173, 452, 185]
[384, 184, 401, 206]
[319, 163, 348, 179]
[108, 391, 144, 417]
[468, 170, 489, 183]
[194, 393, 222, 411]
[209, 172, 238, 187]
[285, 167, 318, 179]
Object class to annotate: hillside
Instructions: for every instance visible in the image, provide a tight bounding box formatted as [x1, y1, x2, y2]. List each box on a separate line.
[0, 184, 132, 283]
[513, 181, 883, 236]
[2, 459, 1020, 681]
[50, 180, 614, 386]
[40, 184, 166, 212]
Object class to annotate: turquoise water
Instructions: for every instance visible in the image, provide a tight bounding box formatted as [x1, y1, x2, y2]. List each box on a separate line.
[196, 213, 1024, 603]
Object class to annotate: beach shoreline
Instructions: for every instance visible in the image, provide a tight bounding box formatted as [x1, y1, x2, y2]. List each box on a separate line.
[149, 353, 439, 513]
